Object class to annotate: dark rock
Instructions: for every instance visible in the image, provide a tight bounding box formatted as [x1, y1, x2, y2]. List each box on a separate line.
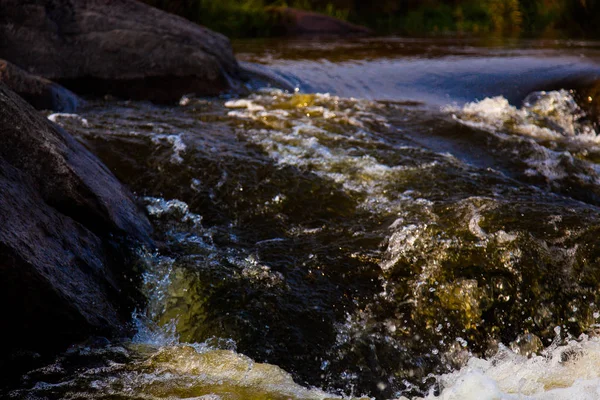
[268, 7, 372, 37]
[0, 83, 152, 373]
[0, 58, 80, 112]
[0, 0, 243, 102]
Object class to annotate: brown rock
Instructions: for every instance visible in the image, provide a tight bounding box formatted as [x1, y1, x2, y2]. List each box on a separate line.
[268, 7, 372, 37]
[0, 82, 152, 365]
[0, 0, 243, 102]
[0, 58, 80, 111]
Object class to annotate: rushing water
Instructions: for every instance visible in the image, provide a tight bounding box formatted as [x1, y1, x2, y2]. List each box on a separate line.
[8, 37, 600, 400]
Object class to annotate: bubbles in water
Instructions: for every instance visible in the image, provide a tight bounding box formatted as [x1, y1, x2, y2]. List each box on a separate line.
[445, 90, 595, 141]
[224, 89, 426, 213]
[421, 335, 600, 400]
[150, 133, 187, 164]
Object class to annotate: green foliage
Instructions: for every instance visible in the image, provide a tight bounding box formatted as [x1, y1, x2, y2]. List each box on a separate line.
[403, 4, 456, 33]
[141, 0, 600, 39]
[142, 0, 277, 37]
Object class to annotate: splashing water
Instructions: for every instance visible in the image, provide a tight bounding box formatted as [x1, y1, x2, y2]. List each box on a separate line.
[14, 38, 600, 400]
[417, 334, 600, 400]
[445, 90, 596, 142]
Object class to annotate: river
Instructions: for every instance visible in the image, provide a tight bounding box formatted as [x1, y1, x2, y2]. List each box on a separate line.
[8, 36, 600, 400]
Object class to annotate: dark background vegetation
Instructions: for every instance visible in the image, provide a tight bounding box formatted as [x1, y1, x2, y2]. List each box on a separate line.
[141, 0, 600, 39]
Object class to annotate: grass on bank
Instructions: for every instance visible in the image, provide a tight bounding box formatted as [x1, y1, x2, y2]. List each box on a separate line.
[141, 0, 600, 39]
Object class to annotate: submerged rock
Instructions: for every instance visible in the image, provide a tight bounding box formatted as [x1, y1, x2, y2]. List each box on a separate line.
[0, 0, 243, 102]
[0, 59, 80, 112]
[268, 7, 372, 37]
[0, 83, 152, 378]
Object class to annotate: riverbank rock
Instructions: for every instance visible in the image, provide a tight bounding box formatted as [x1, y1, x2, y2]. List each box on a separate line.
[0, 0, 243, 102]
[0, 59, 80, 112]
[268, 7, 372, 36]
[0, 83, 152, 373]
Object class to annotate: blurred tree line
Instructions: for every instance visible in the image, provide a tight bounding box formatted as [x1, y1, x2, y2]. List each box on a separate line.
[141, 0, 600, 38]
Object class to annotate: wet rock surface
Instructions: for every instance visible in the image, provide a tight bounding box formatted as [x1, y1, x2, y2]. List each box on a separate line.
[0, 0, 243, 102]
[0, 83, 152, 383]
[0, 59, 80, 112]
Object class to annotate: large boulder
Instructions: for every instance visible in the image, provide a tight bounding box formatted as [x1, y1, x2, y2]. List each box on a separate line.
[0, 83, 152, 369]
[268, 7, 372, 36]
[0, 59, 80, 112]
[0, 0, 243, 102]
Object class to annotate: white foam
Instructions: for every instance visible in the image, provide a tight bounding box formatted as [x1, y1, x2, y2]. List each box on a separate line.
[47, 112, 89, 127]
[144, 197, 202, 226]
[225, 98, 266, 111]
[151, 133, 187, 164]
[418, 336, 600, 400]
[523, 148, 570, 181]
[224, 90, 443, 215]
[445, 90, 597, 144]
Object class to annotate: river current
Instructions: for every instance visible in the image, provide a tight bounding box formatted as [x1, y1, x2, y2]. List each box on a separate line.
[8, 37, 600, 400]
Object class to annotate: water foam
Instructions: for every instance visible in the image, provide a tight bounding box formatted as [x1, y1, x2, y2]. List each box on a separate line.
[417, 335, 600, 400]
[444, 90, 600, 185]
[150, 133, 187, 164]
[47, 112, 89, 127]
[445, 90, 596, 143]
[224, 89, 443, 214]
